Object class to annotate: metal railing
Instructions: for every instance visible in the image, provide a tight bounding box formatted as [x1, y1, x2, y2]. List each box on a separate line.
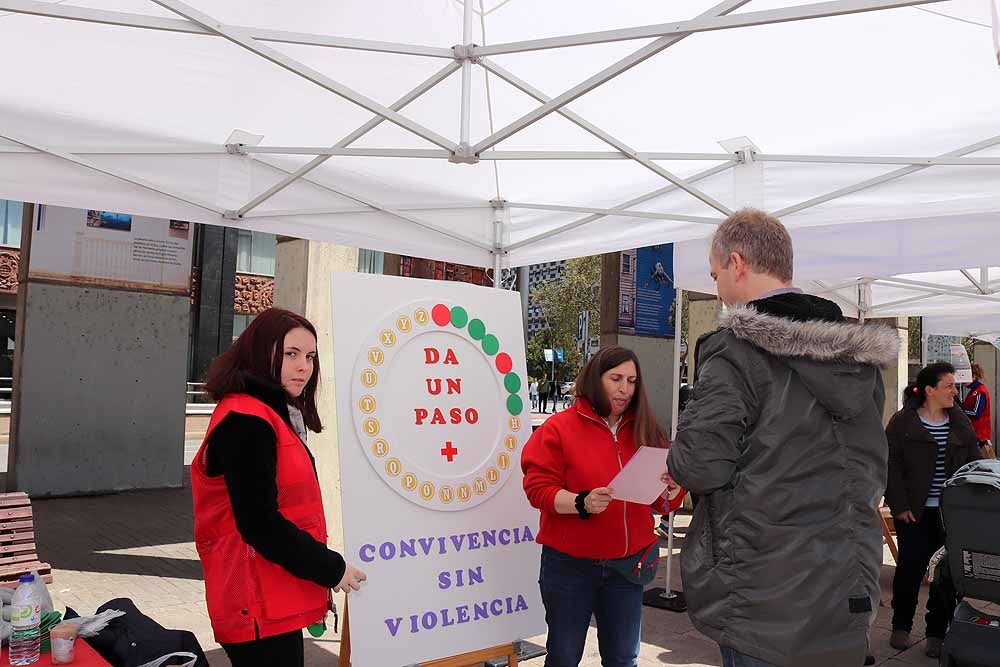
[186, 382, 216, 414]
[0, 380, 217, 415]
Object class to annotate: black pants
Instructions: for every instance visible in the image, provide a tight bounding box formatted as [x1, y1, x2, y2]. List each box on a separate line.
[892, 507, 948, 638]
[540, 393, 549, 413]
[222, 629, 304, 667]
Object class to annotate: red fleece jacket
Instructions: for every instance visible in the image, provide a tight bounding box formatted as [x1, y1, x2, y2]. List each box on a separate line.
[521, 398, 664, 560]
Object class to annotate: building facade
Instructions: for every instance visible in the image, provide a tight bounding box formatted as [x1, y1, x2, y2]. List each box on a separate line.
[526, 260, 567, 339]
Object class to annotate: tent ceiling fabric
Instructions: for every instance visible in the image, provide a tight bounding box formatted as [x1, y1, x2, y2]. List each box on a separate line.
[0, 0, 998, 270]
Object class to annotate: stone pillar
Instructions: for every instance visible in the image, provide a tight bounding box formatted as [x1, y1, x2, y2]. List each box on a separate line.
[598, 252, 676, 431]
[867, 317, 908, 425]
[599, 253, 620, 348]
[381, 253, 401, 277]
[189, 224, 238, 382]
[273, 239, 358, 557]
[686, 294, 721, 379]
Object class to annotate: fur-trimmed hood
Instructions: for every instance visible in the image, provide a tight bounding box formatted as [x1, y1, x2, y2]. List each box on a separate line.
[720, 305, 900, 368]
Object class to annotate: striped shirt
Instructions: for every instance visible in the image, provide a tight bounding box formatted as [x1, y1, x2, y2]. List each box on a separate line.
[921, 416, 949, 507]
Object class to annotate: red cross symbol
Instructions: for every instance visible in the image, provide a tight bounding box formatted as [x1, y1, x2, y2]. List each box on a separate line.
[440, 441, 459, 462]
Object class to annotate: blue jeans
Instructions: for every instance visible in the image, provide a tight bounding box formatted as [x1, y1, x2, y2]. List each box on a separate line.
[720, 646, 775, 667]
[538, 546, 643, 667]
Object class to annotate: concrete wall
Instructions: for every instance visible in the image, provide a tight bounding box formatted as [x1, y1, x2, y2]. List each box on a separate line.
[10, 283, 189, 496]
[865, 317, 908, 425]
[600, 252, 682, 433]
[274, 239, 358, 557]
[687, 296, 721, 379]
[619, 333, 675, 434]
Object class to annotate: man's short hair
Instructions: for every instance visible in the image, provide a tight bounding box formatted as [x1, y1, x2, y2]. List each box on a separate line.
[711, 208, 794, 282]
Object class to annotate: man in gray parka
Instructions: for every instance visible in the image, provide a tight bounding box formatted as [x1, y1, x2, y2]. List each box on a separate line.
[668, 209, 900, 667]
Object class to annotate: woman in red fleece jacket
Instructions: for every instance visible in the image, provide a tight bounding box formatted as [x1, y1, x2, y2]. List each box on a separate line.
[522, 346, 671, 667]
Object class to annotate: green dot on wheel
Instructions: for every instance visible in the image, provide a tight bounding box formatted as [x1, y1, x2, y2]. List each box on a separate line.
[468, 319, 486, 340]
[451, 306, 469, 328]
[507, 394, 523, 416]
[504, 373, 521, 393]
[482, 334, 500, 356]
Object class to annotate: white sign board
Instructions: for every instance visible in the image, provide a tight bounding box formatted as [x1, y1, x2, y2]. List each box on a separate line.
[331, 274, 544, 667]
[31, 206, 193, 294]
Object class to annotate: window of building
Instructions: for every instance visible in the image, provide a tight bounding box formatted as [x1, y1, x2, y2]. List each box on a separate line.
[358, 249, 384, 274]
[233, 313, 254, 341]
[622, 254, 631, 274]
[236, 231, 276, 276]
[0, 201, 23, 248]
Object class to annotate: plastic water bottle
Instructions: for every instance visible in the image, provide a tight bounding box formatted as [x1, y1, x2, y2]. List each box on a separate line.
[9, 574, 40, 665]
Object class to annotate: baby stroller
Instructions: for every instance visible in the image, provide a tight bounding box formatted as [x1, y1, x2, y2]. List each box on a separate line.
[935, 459, 1000, 666]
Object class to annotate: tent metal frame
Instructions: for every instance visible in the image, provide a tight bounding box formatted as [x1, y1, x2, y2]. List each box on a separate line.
[807, 270, 1000, 320]
[0, 0, 992, 265]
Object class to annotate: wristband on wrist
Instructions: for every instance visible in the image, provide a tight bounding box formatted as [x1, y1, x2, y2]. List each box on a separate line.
[575, 490, 591, 520]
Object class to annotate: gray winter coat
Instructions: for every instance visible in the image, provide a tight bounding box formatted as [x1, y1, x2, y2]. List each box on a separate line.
[669, 302, 900, 666]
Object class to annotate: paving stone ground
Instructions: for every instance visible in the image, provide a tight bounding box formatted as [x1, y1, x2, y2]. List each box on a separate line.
[32, 472, 999, 667]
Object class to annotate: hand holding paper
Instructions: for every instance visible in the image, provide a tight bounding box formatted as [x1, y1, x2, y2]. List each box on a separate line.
[584, 487, 614, 514]
[608, 446, 670, 504]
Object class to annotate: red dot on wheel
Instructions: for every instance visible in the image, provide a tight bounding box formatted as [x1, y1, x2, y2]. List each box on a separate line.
[496, 353, 513, 374]
[431, 304, 451, 326]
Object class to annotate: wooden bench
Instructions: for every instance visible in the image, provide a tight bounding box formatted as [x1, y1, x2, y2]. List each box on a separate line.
[0, 492, 51, 586]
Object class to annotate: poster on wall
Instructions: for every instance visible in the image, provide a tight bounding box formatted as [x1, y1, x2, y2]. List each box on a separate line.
[330, 274, 544, 666]
[29, 206, 193, 294]
[618, 244, 676, 337]
[950, 343, 973, 384]
[926, 335, 961, 365]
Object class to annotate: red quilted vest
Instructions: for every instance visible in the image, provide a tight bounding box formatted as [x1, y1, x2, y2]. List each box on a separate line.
[192, 394, 328, 643]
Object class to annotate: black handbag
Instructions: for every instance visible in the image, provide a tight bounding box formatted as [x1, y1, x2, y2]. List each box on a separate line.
[607, 541, 659, 585]
[66, 598, 208, 667]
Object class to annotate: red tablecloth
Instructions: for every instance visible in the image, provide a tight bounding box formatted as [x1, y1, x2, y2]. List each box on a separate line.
[1, 641, 111, 666]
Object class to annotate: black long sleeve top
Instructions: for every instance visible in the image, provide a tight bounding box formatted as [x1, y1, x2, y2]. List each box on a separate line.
[204, 374, 346, 588]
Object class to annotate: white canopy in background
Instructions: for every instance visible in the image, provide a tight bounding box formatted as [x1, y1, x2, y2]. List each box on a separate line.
[0, 0, 998, 272]
[924, 314, 1000, 343]
[674, 217, 1000, 319]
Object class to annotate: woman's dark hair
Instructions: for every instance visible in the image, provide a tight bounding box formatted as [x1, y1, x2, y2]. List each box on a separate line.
[903, 362, 955, 409]
[205, 307, 323, 432]
[574, 346, 667, 447]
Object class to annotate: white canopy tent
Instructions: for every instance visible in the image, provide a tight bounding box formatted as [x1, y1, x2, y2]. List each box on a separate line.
[3, 0, 996, 606]
[0, 0, 998, 277]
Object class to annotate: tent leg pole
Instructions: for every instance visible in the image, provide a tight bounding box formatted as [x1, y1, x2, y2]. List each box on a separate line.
[671, 289, 684, 438]
[493, 251, 502, 289]
[643, 511, 687, 611]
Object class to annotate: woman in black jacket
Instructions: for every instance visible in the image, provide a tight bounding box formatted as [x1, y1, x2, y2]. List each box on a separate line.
[885, 362, 983, 657]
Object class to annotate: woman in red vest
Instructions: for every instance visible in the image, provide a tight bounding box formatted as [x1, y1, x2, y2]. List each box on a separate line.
[962, 363, 993, 450]
[521, 346, 672, 667]
[192, 308, 367, 667]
